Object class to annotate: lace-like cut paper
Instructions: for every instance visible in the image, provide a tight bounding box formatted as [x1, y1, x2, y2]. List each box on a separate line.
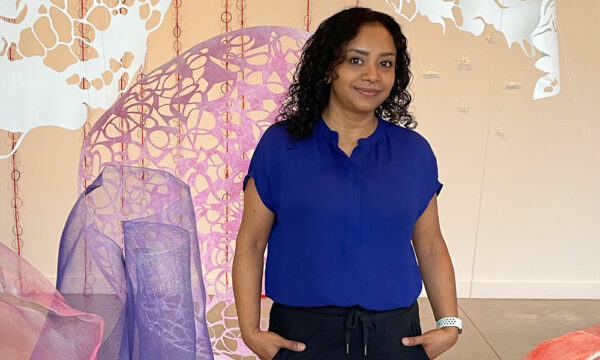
[78, 26, 311, 358]
[0, 0, 171, 158]
[385, 0, 559, 100]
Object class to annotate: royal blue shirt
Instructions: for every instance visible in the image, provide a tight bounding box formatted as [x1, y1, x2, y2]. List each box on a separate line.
[243, 117, 442, 311]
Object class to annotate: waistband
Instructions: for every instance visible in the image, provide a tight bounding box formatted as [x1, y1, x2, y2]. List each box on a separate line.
[272, 300, 419, 357]
[272, 300, 418, 319]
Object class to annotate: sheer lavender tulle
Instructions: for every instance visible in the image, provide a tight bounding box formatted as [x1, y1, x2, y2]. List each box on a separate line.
[57, 165, 213, 359]
[0, 242, 103, 359]
[78, 27, 310, 356]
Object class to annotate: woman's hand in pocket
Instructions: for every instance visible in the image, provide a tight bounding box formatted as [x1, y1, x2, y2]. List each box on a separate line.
[401, 327, 459, 359]
[244, 329, 306, 360]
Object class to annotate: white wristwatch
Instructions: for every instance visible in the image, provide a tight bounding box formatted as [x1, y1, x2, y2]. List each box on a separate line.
[436, 317, 463, 334]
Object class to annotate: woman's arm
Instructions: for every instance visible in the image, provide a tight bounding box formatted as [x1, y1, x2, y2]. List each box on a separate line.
[233, 178, 274, 339]
[402, 195, 459, 359]
[232, 178, 306, 359]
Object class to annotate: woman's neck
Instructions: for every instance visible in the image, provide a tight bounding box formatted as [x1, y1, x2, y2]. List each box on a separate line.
[321, 107, 378, 142]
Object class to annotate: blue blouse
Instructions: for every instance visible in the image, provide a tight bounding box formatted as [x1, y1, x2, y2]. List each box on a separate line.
[243, 117, 442, 311]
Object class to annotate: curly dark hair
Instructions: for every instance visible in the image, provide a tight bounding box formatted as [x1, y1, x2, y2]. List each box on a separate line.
[277, 7, 416, 140]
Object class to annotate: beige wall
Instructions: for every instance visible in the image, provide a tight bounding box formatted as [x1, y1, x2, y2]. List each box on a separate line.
[1, 0, 598, 298]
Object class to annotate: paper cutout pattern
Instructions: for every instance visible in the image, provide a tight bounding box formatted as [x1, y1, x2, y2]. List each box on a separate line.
[0, 241, 103, 359]
[78, 26, 311, 357]
[0, 0, 171, 158]
[57, 165, 213, 359]
[385, 0, 559, 100]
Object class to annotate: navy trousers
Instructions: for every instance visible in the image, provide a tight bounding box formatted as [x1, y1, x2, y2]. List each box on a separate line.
[268, 300, 430, 360]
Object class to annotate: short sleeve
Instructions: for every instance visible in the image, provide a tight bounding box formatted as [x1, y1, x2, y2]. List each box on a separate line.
[414, 134, 443, 219]
[420, 134, 443, 198]
[431, 154, 443, 197]
[243, 129, 274, 212]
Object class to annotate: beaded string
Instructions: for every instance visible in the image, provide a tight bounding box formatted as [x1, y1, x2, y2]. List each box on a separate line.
[7, 39, 23, 257]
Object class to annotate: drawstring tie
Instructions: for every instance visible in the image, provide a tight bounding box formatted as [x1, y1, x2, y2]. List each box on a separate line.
[345, 308, 377, 356]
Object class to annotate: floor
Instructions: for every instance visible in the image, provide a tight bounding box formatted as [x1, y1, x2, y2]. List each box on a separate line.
[418, 298, 600, 360]
[214, 297, 600, 360]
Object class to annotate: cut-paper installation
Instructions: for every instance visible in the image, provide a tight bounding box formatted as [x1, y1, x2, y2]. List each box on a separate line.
[386, 0, 559, 100]
[422, 69, 441, 79]
[505, 80, 523, 90]
[457, 55, 472, 71]
[0, 0, 171, 158]
[78, 26, 311, 358]
[496, 127, 509, 139]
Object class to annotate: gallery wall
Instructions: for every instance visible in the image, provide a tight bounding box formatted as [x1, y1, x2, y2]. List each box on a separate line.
[1, 0, 598, 300]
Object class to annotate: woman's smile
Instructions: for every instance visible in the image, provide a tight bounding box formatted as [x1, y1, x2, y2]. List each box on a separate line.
[327, 22, 396, 116]
[355, 87, 381, 96]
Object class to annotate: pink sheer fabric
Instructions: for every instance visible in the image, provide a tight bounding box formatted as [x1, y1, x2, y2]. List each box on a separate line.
[0, 242, 103, 360]
[524, 325, 600, 360]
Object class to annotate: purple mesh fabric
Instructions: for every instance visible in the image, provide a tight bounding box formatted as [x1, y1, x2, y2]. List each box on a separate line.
[0, 242, 103, 359]
[77, 26, 310, 356]
[57, 165, 213, 359]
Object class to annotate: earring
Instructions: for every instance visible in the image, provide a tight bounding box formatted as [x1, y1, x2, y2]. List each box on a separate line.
[324, 75, 331, 84]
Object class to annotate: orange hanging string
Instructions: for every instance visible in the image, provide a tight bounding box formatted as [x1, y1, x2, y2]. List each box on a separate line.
[175, 1, 182, 132]
[8, 21, 22, 258]
[10, 134, 21, 256]
[306, 0, 311, 31]
[80, 0, 90, 189]
[77, 0, 92, 293]
[117, 2, 127, 251]
[173, 0, 183, 178]
[223, 0, 232, 288]
[139, 74, 146, 179]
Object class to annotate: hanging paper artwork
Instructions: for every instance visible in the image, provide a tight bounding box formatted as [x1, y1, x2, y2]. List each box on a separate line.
[0, 0, 171, 158]
[78, 26, 311, 357]
[385, 0, 559, 100]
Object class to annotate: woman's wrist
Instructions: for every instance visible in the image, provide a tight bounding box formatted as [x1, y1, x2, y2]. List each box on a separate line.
[241, 326, 262, 342]
[439, 326, 460, 344]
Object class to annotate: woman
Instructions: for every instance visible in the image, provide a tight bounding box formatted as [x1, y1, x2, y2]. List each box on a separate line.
[233, 7, 459, 360]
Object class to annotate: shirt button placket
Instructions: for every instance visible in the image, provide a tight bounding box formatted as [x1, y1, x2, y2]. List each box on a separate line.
[346, 161, 362, 248]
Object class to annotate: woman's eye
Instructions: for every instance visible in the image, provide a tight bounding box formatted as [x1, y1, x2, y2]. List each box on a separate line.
[349, 57, 363, 65]
[380, 60, 393, 68]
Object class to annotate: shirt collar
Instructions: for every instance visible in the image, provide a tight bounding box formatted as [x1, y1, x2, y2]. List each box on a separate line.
[316, 116, 383, 147]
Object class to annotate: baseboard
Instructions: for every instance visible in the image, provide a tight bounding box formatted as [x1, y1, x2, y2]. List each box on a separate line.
[421, 280, 600, 299]
[468, 280, 600, 299]
[47, 274, 600, 300]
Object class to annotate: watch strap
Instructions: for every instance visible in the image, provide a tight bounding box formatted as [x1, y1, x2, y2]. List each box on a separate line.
[436, 317, 463, 334]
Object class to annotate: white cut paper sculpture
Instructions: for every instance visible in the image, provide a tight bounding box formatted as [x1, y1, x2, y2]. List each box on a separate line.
[422, 69, 441, 79]
[386, 0, 559, 101]
[0, 0, 171, 158]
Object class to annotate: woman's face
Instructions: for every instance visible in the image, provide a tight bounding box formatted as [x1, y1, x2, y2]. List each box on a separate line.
[328, 22, 397, 117]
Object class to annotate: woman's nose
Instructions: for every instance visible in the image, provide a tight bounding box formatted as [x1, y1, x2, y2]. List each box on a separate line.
[362, 64, 379, 81]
